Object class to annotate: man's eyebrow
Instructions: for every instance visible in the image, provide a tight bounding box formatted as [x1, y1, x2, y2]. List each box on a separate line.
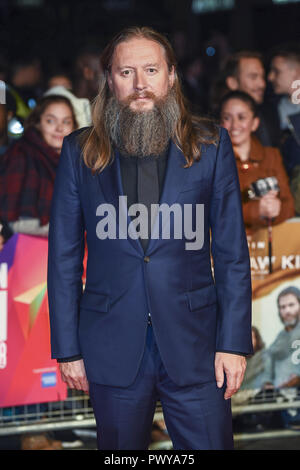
[117, 62, 160, 69]
[117, 65, 134, 70]
[144, 62, 160, 68]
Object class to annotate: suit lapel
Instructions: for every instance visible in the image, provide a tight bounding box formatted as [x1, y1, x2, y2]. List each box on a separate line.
[97, 150, 144, 254]
[158, 140, 188, 207]
[146, 141, 188, 253]
[96, 142, 188, 254]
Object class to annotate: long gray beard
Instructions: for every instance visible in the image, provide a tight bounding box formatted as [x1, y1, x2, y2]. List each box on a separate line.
[104, 89, 180, 157]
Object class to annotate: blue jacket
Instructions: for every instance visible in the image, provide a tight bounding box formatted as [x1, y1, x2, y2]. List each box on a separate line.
[47, 127, 253, 387]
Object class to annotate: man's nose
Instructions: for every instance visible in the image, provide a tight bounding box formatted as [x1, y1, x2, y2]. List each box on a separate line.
[134, 70, 147, 90]
[259, 77, 266, 89]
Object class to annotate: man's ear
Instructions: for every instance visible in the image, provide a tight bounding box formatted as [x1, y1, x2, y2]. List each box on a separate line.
[226, 76, 239, 91]
[107, 71, 113, 92]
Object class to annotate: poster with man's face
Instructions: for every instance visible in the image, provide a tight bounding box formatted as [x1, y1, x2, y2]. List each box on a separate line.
[238, 219, 300, 399]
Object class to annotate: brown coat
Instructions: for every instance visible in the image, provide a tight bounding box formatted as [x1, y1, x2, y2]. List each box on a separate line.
[235, 136, 295, 230]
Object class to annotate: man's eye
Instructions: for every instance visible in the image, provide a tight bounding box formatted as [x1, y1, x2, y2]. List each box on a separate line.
[121, 70, 131, 76]
[147, 68, 157, 74]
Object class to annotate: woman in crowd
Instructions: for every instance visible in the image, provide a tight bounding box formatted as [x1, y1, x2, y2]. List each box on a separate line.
[219, 90, 295, 231]
[0, 94, 78, 449]
[0, 94, 78, 241]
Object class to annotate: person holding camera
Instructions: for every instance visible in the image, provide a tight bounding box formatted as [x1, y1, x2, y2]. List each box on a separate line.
[220, 90, 295, 232]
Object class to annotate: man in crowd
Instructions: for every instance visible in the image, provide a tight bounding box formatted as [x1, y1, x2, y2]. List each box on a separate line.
[213, 50, 279, 146]
[48, 26, 253, 450]
[72, 46, 103, 102]
[268, 44, 300, 177]
[267, 287, 300, 389]
[268, 44, 300, 133]
[266, 286, 300, 428]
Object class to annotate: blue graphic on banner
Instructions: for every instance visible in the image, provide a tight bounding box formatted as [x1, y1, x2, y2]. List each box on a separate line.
[41, 372, 57, 388]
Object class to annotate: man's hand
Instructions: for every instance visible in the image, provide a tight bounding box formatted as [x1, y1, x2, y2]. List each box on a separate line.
[215, 352, 247, 400]
[59, 359, 89, 394]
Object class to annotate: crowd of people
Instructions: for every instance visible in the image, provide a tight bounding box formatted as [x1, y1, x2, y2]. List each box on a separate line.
[0, 40, 300, 247]
[0, 35, 300, 447]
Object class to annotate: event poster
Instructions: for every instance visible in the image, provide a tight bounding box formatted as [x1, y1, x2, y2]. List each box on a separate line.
[1, 222, 300, 407]
[0, 234, 67, 407]
[234, 219, 300, 404]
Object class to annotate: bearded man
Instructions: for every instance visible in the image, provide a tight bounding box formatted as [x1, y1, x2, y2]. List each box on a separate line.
[47, 27, 253, 450]
[267, 287, 300, 389]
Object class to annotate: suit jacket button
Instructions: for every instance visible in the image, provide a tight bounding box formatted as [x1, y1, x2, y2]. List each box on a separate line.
[144, 256, 150, 263]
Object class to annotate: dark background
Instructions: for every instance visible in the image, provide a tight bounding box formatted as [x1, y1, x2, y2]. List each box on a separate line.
[1, 0, 300, 79]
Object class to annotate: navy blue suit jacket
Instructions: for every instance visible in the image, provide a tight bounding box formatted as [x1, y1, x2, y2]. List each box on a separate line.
[47, 127, 253, 387]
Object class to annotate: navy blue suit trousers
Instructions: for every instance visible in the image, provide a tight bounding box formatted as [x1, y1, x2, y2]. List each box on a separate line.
[89, 324, 233, 450]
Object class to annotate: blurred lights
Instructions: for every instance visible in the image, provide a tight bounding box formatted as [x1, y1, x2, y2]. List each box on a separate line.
[206, 46, 216, 56]
[7, 118, 24, 138]
[192, 0, 234, 14]
[273, 0, 300, 3]
[27, 98, 36, 109]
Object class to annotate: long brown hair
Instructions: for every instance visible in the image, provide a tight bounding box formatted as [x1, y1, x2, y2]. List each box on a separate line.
[24, 95, 78, 131]
[79, 26, 219, 173]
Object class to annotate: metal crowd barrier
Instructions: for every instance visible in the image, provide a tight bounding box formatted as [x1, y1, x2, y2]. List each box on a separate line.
[1, 388, 300, 448]
[0, 390, 95, 436]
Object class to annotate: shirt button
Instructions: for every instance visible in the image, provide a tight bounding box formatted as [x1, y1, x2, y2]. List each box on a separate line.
[144, 256, 150, 263]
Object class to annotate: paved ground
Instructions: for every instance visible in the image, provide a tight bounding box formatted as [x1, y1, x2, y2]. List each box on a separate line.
[1, 428, 300, 450]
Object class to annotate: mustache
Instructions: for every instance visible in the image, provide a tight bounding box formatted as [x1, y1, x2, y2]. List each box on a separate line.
[121, 90, 161, 106]
[105, 87, 180, 157]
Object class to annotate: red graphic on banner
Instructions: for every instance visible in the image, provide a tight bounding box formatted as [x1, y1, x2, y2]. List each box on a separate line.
[0, 234, 67, 407]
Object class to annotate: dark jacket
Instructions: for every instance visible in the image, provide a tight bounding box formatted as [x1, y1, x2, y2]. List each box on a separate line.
[47, 127, 253, 387]
[0, 128, 60, 226]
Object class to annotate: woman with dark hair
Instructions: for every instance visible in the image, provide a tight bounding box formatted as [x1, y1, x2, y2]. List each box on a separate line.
[220, 90, 294, 231]
[0, 94, 78, 242]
